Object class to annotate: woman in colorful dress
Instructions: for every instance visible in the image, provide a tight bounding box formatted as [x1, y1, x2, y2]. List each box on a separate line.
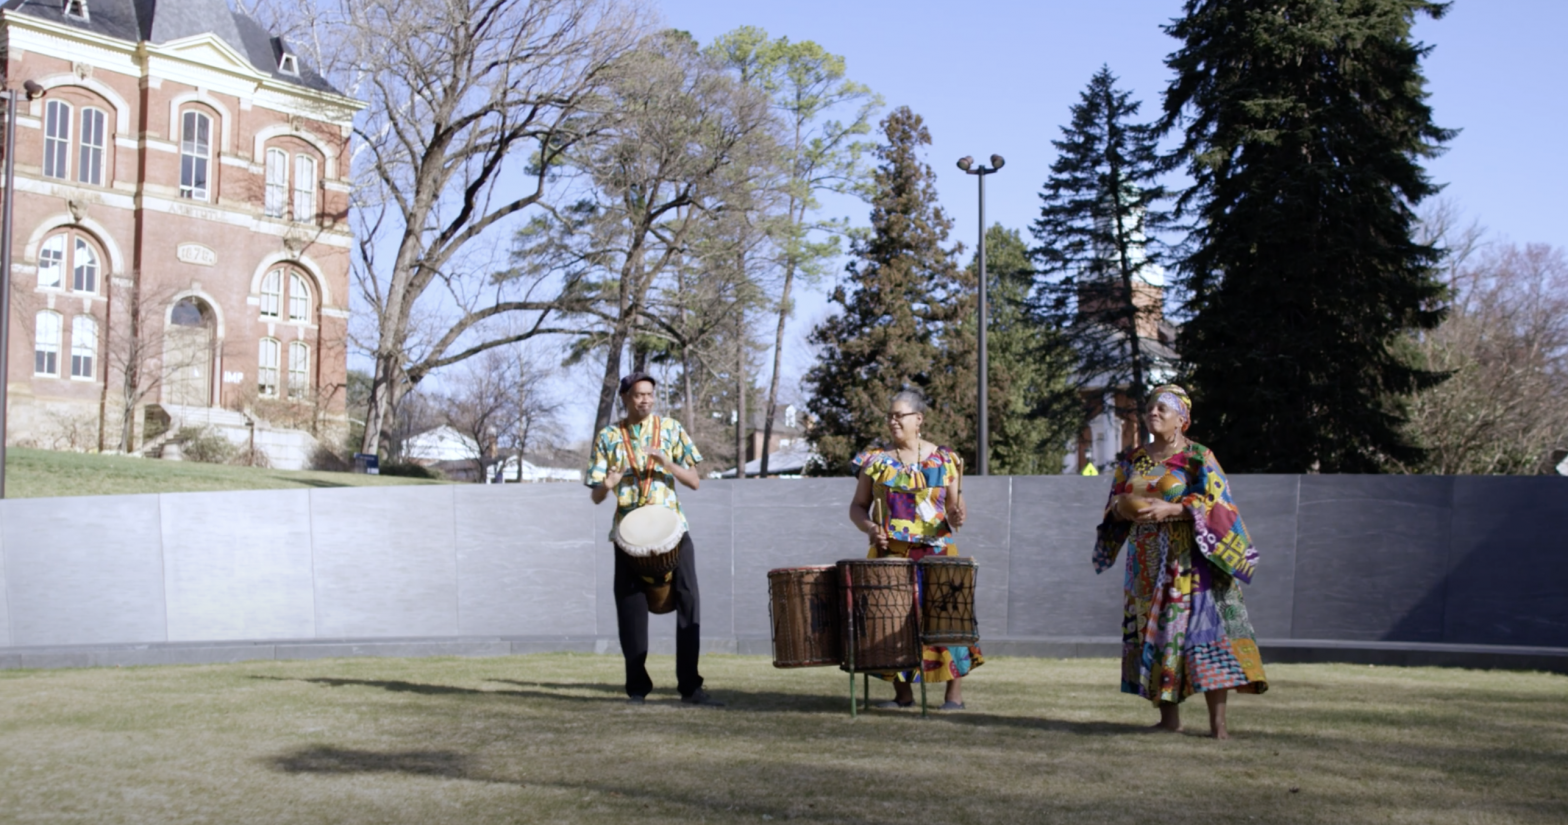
[1093, 384, 1267, 738]
[847, 390, 982, 710]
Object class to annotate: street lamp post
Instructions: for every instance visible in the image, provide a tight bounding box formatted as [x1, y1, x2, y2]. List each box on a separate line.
[956, 154, 1004, 476]
[0, 88, 22, 498]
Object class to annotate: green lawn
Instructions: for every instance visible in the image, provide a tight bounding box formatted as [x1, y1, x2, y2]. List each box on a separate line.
[0, 654, 1563, 824]
[2, 447, 445, 498]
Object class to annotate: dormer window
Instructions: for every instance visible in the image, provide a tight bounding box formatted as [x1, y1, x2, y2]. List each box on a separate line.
[278, 53, 299, 76]
[63, 0, 88, 20]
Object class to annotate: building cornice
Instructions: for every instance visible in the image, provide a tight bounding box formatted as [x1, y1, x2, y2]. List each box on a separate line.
[0, 11, 365, 125]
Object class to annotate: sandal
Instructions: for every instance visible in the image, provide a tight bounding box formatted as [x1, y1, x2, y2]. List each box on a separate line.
[939, 701, 966, 711]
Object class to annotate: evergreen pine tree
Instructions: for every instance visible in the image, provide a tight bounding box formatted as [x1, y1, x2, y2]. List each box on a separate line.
[1162, 0, 1452, 472]
[804, 106, 965, 474]
[1031, 66, 1172, 444]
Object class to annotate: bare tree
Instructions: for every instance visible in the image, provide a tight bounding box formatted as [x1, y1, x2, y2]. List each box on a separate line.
[1402, 240, 1568, 474]
[512, 30, 784, 434]
[253, 0, 646, 456]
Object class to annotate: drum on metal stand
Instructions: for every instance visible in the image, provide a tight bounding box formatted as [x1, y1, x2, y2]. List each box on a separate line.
[837, 558, 921, 674]
[767, 566, 842, 668]
[916, 556, 979, 645]
[614, 505, 684, 614]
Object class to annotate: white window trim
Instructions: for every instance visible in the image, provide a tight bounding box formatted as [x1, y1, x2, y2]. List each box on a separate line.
[258, 337, 281, 398]
[43, 99, 72, 180]
[37, 234, 66, 290]
[72, 237, 99, 294]
[35, 310, 62, 377]
[70, 315, 97, 381]
[292, 154, 317, 223]
[179, 110, 212, 201]
[77, 106, 107, 187]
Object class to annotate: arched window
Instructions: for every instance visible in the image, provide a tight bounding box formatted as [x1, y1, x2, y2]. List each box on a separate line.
[44, 100, 72, 179]
[37, 234, 65, 288]
[78, 107, 107, 186]
[293, 154, 317, 222]
[288, 341, 310, 399]
[260, 268, 282, 317]
[264, 147, 288, 218]
[35, 230, 103, 293]
[35, 311, 62, 375]
[288, 272, 310, 322]
[71, 315, 98, 379]
[258, 338, 281, 397]
[72, 238, 98, 292]
[179, 110, 211, 200]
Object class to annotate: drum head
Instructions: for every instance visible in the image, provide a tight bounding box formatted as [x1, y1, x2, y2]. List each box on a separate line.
[617, 506, 683, 556]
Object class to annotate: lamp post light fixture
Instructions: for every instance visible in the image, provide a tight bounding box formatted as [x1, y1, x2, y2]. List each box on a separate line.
[957, 154, 1004, 476]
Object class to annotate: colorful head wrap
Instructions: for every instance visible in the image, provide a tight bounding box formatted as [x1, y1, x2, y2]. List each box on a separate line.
[1150, 384, 1191, 430]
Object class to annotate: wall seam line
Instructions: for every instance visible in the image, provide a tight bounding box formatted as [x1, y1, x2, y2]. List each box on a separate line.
[307, 488, 320, 639]
[157, 494, 170, 643]
[2, 500, 12, 647]
[450, 486, 461, 636]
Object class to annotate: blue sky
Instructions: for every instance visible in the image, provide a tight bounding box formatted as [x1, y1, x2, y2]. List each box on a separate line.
[550, 0, 1567, 441]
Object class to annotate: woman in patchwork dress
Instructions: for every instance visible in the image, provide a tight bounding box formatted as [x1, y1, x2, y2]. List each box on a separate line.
[1094, 385, 1267, 738]
[848, 390, 983, 710]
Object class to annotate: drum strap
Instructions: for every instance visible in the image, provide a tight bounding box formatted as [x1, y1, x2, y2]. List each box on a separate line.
[617, 415, 663, 507]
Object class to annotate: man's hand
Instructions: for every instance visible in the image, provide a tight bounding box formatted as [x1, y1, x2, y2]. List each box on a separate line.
[647, 449, 676, 473]
[604, 467, 626, 489]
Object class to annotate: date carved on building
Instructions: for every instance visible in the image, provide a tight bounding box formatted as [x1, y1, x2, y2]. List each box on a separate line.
[176, 243, 217, 266]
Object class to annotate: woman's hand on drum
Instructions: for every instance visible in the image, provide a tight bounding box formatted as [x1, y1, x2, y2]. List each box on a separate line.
[949, 495, 966, 528]
[865, 521, 889, 551]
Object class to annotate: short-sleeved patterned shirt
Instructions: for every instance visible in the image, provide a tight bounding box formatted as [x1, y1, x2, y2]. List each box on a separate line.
[585, 415, 703, 540]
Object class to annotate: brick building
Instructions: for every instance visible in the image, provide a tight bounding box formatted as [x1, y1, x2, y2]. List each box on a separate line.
[0, 0, 361, 464]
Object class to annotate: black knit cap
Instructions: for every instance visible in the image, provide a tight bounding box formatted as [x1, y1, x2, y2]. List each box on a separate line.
[618, 371, 657, 396]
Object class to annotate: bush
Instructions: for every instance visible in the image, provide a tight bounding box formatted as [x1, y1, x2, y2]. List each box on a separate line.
[378, 460, 443, 480]
[175, 426, 237, 464]
[308, 443, 352, 472]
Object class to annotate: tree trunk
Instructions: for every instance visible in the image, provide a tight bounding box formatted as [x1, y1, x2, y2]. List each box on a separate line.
[758, 260, 794, 478]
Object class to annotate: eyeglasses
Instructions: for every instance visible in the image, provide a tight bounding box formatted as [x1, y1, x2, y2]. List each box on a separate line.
[887, 411, 920, 422]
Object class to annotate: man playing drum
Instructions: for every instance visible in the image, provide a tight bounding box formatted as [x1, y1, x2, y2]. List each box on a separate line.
[586, 372, 722, 707]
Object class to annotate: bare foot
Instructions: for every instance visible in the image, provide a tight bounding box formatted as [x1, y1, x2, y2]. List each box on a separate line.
[1147, 719, 1183, 733]
[1209, 727, 1230, 740]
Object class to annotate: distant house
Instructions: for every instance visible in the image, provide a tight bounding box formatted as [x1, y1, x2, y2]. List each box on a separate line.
[402, 425, 580, 483]
[719, 439, 817, 479]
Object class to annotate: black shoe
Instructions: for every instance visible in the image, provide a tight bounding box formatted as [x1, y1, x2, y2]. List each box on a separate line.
[626, 695, 646, 705]
[680, 688, 724, 707]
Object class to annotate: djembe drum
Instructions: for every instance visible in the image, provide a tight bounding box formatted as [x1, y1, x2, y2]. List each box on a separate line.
[767, 566, 843, 668]
[836, 558, 920, 674]
[615, 505, 684, 614]
[916, 556, 979, 645]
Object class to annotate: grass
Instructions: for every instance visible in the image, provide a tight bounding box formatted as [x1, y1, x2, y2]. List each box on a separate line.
[0, 655, 1564, 824]
[2, 447, 446, 498]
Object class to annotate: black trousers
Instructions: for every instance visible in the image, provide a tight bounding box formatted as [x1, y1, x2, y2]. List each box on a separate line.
[613, 533, 703, 698]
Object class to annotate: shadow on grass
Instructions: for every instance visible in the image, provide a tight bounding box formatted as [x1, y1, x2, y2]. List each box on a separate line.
[269, 476, 357, 488]
[274, 745, 469, 778]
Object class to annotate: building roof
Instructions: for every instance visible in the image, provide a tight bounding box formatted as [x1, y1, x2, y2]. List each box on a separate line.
[3, 0, 341, 95]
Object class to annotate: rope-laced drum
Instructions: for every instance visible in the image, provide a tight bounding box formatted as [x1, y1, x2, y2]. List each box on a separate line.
[836, 558, 920, 674]
[615, 505, 683, 614]
[916, 556, 979, 645]
[767, 566, 842, 668]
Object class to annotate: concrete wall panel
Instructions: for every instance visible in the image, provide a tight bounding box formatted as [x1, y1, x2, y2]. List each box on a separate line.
[954, 476, 1011, 643]
[160, 489, 316, 642]
[0, 524, 10, 647]
[1293, 476, 1454, 642]
[1445, 477, 1568, 647]
[679, 484, 735, 641]
[308, 486, 459, 638]
[452, 485, 597, 637]
[1007, 477, 1121, 637]
[2, 495, 167, 646]
[730, 479, 861, 640]
[1228, 475, 1300, 639]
